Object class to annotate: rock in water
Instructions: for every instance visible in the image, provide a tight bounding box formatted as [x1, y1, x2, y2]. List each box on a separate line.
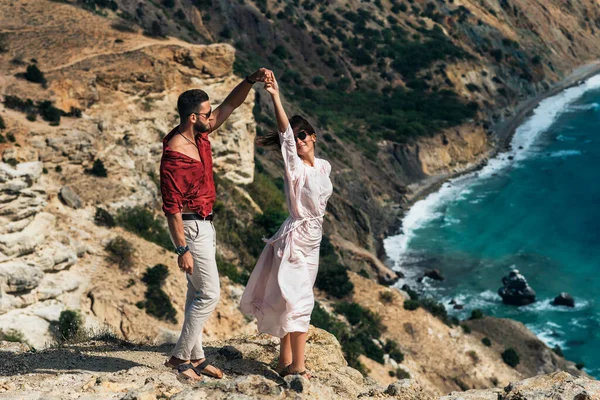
[552, 292, 575, 308]
[498, 269, 536, 306]
[59, 186, 83, 209]
[424, 269, 445, 281]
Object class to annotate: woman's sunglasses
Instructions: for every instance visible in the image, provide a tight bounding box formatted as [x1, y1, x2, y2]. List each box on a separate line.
[295, 130, 310, 141]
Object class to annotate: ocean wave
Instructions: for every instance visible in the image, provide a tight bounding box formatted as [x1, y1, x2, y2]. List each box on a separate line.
[567, 102, 600, 112]
[547, 150, 582, 158]
[384, 74, 600, 270]
[521, 298, 589, 313]
[528, 322, 567, 349]
[556, 134, 576, 142]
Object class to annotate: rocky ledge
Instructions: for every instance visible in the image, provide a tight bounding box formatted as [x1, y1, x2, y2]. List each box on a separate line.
[0, 327, 430, 400]
[1, 327, 597, 400]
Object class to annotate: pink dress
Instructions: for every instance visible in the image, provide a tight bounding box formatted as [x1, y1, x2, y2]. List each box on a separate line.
[240, 123, 333, 337]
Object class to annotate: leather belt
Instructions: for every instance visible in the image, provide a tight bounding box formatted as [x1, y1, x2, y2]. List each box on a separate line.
[182, 213, 214, 221]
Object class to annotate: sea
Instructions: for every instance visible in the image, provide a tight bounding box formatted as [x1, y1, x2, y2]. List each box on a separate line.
[384, 74, 600, 377]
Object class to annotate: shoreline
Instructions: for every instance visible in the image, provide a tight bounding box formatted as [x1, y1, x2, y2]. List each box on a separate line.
[399, 59, 600, 218]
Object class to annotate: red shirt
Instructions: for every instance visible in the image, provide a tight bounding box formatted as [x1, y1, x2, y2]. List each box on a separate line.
[160, 126, 215, 217]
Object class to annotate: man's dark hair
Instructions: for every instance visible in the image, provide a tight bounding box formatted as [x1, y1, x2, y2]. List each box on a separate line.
[177, 89, 209, 121]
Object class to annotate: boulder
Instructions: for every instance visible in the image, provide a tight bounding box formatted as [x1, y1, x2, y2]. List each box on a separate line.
[423, 269, 444, 281]
[552, 292, 575, 308]
[0, 261, 44, 293]
[498, 269, 536, 306]
[59, 186, 83, 209]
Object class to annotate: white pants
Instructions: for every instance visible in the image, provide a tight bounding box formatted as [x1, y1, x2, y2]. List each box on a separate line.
[171, 219, 220, 360]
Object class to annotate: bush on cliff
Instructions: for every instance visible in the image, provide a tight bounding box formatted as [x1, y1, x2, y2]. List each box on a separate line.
[94, 207, 116, 228]
[22, 64, 46, 85]
[384, 339, 404, 363]
[403, 299, 420, 310]
[58, 310, 83, 341]
[315, 236, 354, 298]
[86, 159, 108, 177]
[116, 206, 172, 250]
[105, 236, 135, 270]
[502, 348, 520, 368]
[138, 264, 177, 324]
[470, 309, 484, 320]
[482, 337, 492, 347]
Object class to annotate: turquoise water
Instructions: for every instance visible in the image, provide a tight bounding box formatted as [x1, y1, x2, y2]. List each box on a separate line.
[384, 76, 600, 377]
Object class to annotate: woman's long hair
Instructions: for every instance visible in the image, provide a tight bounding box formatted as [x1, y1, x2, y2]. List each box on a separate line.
[255, 115, 316, 150]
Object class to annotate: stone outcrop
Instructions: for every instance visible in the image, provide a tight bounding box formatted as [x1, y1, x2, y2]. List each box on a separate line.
[0, 328, 432, 400]
[441, 371, 600, 400]
[552, 292, 575, 308]
[498, 269, 536, 306]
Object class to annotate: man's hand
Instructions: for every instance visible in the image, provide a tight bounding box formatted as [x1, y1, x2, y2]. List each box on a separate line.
[178, 252, 194, 275]
[248, 67, 274, 83]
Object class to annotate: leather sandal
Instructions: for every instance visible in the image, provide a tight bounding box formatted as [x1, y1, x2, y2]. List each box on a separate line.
[175, 362, 203, 383]
[279, 365, 311, 379]
[193, 359, 223, 379]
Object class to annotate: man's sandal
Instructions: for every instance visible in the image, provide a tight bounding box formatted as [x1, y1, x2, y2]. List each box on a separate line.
[175, 362, 203, 383]
[279, 365, 311, 379]
[193, 359, 223, 379]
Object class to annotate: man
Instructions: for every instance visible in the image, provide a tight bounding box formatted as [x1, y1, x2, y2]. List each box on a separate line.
[160, 67, 273, 382]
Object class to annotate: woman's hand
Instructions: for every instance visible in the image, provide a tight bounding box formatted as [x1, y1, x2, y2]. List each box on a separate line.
[264, 75, 279, 96]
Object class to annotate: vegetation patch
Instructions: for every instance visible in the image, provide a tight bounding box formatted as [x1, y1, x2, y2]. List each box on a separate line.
[105, 236, 135, 270]
[58, 310, 83, 341]
[137, 264, 177, 323]
[502, 348, 520, 368]
[116, 206, 172, 250]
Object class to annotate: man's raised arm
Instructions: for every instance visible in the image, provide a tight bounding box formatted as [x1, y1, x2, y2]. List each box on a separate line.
[208, 67, 273, 133]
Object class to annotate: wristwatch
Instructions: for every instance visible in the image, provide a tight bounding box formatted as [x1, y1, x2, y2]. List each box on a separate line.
[175, 245, 189, 256]
[245, 75, 256, 84]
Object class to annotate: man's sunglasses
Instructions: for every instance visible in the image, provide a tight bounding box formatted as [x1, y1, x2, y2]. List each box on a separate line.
[190, 108, 212, 119]
[295, 130, 310, 141]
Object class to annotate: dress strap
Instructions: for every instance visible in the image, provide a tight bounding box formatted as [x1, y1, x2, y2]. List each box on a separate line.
[263, 215, 324, 246]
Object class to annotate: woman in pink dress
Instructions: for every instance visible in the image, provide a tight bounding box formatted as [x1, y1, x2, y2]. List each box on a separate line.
[240, 75, 333, 378]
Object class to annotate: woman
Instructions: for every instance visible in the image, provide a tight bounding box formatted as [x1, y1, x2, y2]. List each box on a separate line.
[240, 75, 333, 378]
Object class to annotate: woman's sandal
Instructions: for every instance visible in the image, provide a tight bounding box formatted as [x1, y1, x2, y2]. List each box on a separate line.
[193, 359, 224, 379]
[278, 365, 311, 379]
[275, 363, 291, 375]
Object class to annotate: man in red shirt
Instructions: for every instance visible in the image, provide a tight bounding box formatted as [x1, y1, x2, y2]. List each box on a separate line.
[161, 67, 273, 382]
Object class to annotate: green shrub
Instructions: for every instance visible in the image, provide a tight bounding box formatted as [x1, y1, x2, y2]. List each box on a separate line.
[552, 345, 564, 357]
[162, 0, 175, 7]
[420, 297, 454, 326]
[316, 263, 354, 298]
[77, 0, 118, 11]
[138, 263, 177, 323]
[5, 158, 18, 167]
[501, 348, 520, 368]
[482, 337, 492, 347]
[55, 165, 63, 173]
[142, 264, 169, 286]
[379, 291, 394, 304]
[358, 268, 370, 278]
[576, 362, 585, 370]
[470, 309, 484, 320]
[461, 324, 472, 334]
[335, 302, 385, 338]
[384, 339, 404, 363]
[216, 254, 249, 285]
[403, 299, 420, 310]
[7, 132, 16, 142]
[395, 368, 411, 379]
[116, 206, 172, 249]
[105, 236, 135, 270]
[94, 207, 116, 227]
[37, 100, 61, 125]
[58, 310, 83, 341]
[0, 116, 5, 130]
[87, 159, 107, 177]
[401, 284, 419, 300]
[141, 286, 177, 323]
[23, 64, 46, 85]
[313, 75, 325, 86]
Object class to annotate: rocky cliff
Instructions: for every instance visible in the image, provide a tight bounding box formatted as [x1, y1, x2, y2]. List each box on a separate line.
[1, 328, 597, 400]
[0, 0, 598, 398]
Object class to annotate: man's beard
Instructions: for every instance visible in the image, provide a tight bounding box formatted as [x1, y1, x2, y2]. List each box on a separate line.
[194, 120, 210, 134]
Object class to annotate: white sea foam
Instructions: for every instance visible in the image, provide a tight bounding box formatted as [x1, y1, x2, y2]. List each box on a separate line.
[567, 102, 600, 112]
[547, 149, 582, 158]
[556, 134, 576, 142]
[384, 74, 600, 271]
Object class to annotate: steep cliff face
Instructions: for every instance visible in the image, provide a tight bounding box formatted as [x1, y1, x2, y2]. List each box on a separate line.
[0, 0, 256, 347]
